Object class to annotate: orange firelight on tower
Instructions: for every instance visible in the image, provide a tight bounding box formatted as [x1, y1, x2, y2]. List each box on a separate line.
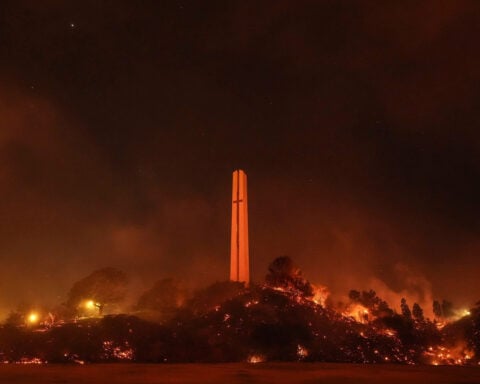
[230, 169, 249, 284]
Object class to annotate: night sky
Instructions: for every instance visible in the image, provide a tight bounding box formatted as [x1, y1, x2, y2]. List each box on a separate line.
[1, 1, 480, 316]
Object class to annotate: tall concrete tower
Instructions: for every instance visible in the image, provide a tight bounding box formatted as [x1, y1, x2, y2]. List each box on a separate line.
[230, 169, 249, 284]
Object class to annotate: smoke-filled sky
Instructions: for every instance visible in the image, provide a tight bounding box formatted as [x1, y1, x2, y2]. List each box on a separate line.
[1, 1, 480, 316]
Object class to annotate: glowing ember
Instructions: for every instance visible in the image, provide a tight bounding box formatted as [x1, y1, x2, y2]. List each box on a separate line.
[247, 354, 265, 364]
[297, 345, 308, 359]
[16, 357, 45, 364]
[435, 321, 447, 330]
[244, 300, 259, 308]
[423, 345, 474, 366]
[102, 340, 134, 361]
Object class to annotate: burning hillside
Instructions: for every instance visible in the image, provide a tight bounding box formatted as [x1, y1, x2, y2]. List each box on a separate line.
[0, 257, 479, 365]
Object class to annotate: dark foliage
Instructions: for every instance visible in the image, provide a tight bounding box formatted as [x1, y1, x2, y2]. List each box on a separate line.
[136, 278, 185, 322]
[401, 298, 412, 319]
[265, 256, 313, 297]
[66, 268, 129, 314]
[186, 280, 246, 315]
[412, 303, 424, 321]
[433, 300, 442, 318]
[441, 300, 455, 319]
[432, 299, 456, 319]
[348, 289, 394, 318]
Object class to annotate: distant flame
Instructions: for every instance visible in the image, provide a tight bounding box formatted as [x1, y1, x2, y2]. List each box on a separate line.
[343, 304, 370, 323]
[297, 345, 308, 359]
[247, 354, 265, 364]
[312, 284, 330, 306]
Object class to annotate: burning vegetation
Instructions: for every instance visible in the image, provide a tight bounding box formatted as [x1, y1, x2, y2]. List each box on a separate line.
[1, 257, 479, 365]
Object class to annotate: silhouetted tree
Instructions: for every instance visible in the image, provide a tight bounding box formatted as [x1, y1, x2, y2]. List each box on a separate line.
[348, 290, 361, 302]
[3, 302, 42, 326]
[401, 298, 412, 319]
[348, 289, 393, 317]
[441, 299, 455, 318]
[66, 267, 129, 315]
[412, 303, 424, 321]
[136, 278, 185, 320]
[265, 256, 313, 297]
[432, 299, 455, 319]
[433, 300, 442, 318]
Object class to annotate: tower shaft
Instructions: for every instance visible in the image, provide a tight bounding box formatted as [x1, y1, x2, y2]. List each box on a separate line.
[230, 169, 249, 283]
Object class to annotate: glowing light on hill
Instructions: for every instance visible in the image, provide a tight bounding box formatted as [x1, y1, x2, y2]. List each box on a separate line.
[27, 312, 39, 324]
[85, 300, 96, 310]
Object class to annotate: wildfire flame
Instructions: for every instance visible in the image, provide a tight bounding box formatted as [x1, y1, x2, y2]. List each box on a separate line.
[312, 284, 330, 306]
[343, 304, 370, 323]
[247, 354, 265, 364]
